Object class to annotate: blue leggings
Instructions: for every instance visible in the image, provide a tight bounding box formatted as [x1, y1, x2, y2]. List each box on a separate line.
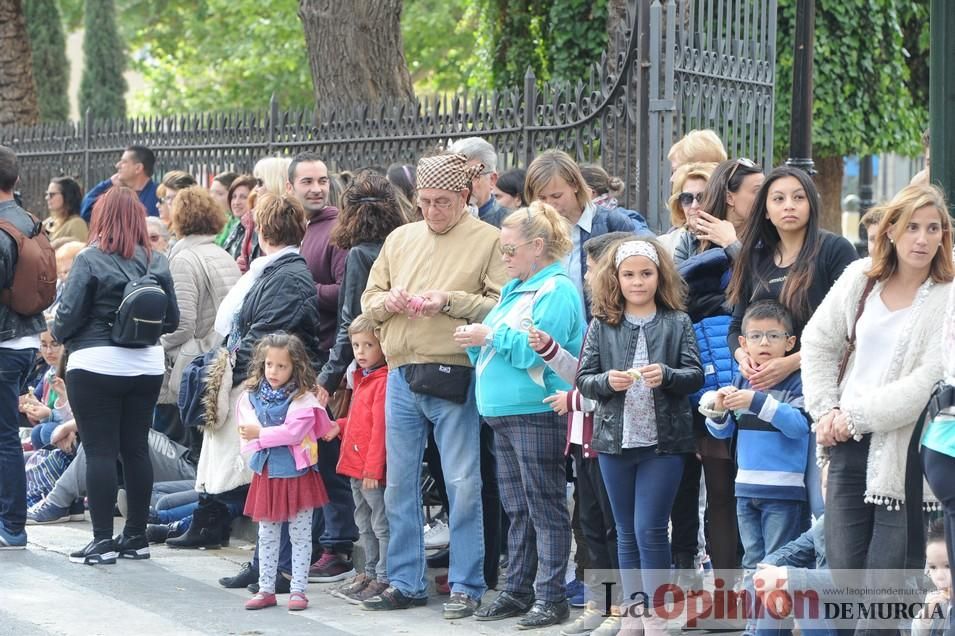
[599, 447, 685, 608]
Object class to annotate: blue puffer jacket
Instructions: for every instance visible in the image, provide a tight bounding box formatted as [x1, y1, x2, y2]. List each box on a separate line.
[691, 315, 737, 406]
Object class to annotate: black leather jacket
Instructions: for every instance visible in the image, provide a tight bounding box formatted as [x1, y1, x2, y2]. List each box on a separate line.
[317, 241, 381, 393]
[576, 309, 703, 454]
[232, 251, 322, 385]
[0, 200, 47, 341]
[53, 245, 180, 352]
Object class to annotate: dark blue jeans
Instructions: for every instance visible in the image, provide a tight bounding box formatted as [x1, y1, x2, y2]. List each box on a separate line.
[599, 447, 685, 608]
[923, 446, 955, 585]
[312, 436, 358, 554]
[0, 348, 37, 535]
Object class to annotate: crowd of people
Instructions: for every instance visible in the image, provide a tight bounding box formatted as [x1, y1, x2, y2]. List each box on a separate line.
[0, 128, 952, 636]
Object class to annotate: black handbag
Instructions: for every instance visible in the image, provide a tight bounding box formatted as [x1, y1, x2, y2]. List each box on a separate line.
[404, 363, 473, 404]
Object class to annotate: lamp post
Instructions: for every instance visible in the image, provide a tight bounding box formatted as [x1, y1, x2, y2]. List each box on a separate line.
[930, 0, 954, 205]
[786, 0, 815, 175]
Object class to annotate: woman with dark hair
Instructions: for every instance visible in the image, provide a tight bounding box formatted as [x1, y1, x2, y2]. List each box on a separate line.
[43, 177, 87, 242]
[53, 187, 180, 565]
[727, 167, 857, 386]
[220, 174, 256, 254]
[493, 168, 526, 211]
[386, 163, 416, 202]
[316, 174, 405, 401]
[209, 171, 238, 214]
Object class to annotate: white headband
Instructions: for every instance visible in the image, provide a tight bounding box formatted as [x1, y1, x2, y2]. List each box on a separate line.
[615, 240, 659, 268]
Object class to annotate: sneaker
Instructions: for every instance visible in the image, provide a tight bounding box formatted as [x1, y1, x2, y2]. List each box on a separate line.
[590, 610, 623, 636]
[145, 520, 186, 544]
[443, 592, 481, 619]
[287, 592, 308, 611]
[330, 573, 370, 600]
[26, 499, 70, 525]
[245, 592, 277, 611]
[68, 500, 85, 521]
[561, 602, 609, 635]
[220, 561, 258, 589]
[361, 585, 428, 611]
[308, 548, 356, 583]
[424, 519, 450, 549]
[475, 590, 535, 621]
[114, 533, 150, 560]
[346, 579, 389, 605]
[69, 538, 119, 565]
[248, 574, 291, 595]
[566, 578, 586, 607]
[0, 524, 27, 550]
[516, 599, 570, 630]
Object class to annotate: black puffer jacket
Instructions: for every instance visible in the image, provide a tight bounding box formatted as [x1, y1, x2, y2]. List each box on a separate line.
[232, 251, 322, 385]
[317, 241, 382, 394]
[53, 244, 179, 352]
[0, 201, 47, 341]
[576, 308, 703, 455]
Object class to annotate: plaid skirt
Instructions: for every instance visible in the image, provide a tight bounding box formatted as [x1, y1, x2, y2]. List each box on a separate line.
[244, 464, 328, 523]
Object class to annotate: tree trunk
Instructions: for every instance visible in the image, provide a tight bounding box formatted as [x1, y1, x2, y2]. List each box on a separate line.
[0, 0, 39, 126]
[814, 155, 845, 234]
[298, 0, 415, 113]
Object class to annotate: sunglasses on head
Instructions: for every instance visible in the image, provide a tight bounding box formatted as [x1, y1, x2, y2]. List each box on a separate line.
[678, 192, 703, 206]
[726, 157, 758, 185]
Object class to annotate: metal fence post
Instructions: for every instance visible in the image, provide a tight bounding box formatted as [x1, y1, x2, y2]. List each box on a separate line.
[267, 94, 278, 156]
[82, 108, 91, 187]
[522, 67, 537, 168]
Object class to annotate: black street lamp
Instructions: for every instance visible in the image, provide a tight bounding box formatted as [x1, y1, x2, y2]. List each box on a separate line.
[786, 0, 815, 175]
[930, 0, 954, 206]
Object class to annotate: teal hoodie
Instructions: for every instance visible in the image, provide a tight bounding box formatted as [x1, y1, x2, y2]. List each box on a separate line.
[469, 262, 584, 417]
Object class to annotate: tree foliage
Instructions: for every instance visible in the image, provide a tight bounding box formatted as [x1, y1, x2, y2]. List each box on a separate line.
[402, 0, 490, 93]
[79, 0, 127, 119]
[24, 0, 69, 121]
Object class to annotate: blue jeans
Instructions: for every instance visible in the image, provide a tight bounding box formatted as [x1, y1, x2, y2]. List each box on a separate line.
[384, 367, 485, 599]
[0, 348, 37, 534]
[314, 436, 359, 553]
[30, 419, 59, 449]
[737, 497, 807, 635]
[598, 447, 685, 608]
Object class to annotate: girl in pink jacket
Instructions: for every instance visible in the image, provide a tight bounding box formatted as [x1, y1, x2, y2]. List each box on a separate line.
[238, 333, 332, 612]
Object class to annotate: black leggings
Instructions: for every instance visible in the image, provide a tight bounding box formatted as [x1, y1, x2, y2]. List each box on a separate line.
[66, 369, 163, 541]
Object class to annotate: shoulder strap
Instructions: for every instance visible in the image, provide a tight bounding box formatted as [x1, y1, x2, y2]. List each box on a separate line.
[837, 276, 877, 385]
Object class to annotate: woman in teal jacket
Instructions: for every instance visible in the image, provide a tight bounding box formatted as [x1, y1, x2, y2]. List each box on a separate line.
[454, 201, 584, 629]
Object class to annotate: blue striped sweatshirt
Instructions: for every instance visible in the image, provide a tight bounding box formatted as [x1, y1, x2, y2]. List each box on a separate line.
[706, 370, 809, 501]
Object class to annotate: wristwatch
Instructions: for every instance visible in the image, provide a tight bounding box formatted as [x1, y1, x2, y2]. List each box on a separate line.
[441, 297, 452, 314]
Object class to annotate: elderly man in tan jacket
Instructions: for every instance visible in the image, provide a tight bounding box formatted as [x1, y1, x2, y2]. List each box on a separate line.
[361, 153, 506, 619]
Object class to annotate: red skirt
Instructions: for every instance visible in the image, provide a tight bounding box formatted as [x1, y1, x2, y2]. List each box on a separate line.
[244, 465, 328, 522]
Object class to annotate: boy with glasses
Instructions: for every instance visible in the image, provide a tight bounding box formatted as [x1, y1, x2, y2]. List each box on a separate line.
[705, 299, 810, 634]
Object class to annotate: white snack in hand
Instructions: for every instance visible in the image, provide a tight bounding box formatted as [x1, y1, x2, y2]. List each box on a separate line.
[698, 389, 726, 419]
[625, 368, 642, 381]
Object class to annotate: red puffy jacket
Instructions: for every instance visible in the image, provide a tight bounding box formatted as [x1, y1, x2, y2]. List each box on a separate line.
[336, 366, 388, 481]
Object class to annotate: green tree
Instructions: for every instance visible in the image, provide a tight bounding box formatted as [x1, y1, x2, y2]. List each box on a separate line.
[79, 0, 127, 119]
[547, 0, 608, 84]
[24, 0, 70, 121]
[402, 0, 490, 94]
[774, 0, 927, 229]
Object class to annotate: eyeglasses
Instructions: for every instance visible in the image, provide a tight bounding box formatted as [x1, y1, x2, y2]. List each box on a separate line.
[44, 191, 61, 198]
[39, 341, 62, 350]
[743, 330, 790, 344]
[499, 240, 536, 257]
[678, 191, 703, 207]
[418, 197, 455, 211]
[726, 158, 758, 186]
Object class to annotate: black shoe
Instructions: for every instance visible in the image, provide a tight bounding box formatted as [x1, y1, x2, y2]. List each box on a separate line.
[166, 498, 230, 549]
[426, 547, 450, 569]
[516, 600, 570, 629]
[361, 586, 428, 611]
[114, 533, 150, 560]
[248, 573, 291, 595]
[219, 561, 259, 588]
[69, 538, 119, 565]
[474, 591, 535, 621]
[145, 520, 185, 544]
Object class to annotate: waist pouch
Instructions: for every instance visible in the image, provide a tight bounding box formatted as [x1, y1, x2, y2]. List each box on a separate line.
[403, 363, 472, 404]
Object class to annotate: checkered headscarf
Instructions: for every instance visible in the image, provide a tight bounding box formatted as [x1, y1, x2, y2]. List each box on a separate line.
[416, 153, 483, 192]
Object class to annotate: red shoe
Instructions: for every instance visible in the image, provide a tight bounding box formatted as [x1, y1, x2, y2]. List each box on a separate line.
[288, 592, 309, 611]
[245, 592, 277, 610]
[435, 574, 450, 595]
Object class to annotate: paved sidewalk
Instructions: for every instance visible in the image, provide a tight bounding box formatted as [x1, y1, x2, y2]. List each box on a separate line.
[1, 519, 582, 636]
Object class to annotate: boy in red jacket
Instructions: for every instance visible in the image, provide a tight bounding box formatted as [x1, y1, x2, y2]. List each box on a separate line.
[324, 315, 390, 604]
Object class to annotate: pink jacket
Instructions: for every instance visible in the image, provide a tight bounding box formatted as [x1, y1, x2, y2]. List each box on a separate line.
[238, 392, 333, 470]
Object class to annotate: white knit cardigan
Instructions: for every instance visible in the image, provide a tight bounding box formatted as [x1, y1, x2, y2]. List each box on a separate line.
[801, 257, 950, 509]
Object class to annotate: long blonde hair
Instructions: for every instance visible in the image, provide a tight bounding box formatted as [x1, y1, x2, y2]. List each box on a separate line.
[501, 201, 573, 261]
[253, 156, 292, 197]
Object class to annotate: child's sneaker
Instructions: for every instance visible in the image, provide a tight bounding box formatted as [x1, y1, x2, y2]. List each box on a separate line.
[331, 572, 370, 600]
[287, 592, 308, 611]
[346, 579, 389, 605]
[245, 592, 277, 610]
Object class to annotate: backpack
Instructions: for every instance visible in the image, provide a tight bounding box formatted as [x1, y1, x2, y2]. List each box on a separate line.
[0, 214, 57, 316]
[109, 256, 168, 347]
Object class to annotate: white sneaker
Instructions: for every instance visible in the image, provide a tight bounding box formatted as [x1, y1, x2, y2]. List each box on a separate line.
[423, 520, 450, 549]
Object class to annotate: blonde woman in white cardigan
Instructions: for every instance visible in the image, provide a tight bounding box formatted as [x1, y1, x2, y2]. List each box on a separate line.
[802, 183, 953, 583]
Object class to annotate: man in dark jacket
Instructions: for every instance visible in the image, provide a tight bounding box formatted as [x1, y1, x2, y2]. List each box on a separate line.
[80, 145, 159, 222]
[449, 137, 509, 228]
[0, 146, 48, 549]
[286, 152, 357, 584]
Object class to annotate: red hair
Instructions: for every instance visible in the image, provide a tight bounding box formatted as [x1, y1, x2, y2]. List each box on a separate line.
[88, 187, 151, 260]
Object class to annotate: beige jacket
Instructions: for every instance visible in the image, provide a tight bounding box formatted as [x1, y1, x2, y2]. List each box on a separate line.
[361, 213, 506, 369]
[159, 234, 241, 404]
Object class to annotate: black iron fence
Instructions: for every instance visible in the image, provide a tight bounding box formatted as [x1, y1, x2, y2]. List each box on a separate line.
[1, 0, 777, 232]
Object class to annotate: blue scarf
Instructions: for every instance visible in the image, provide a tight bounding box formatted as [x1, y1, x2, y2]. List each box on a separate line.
[247, 381, 302, 478]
